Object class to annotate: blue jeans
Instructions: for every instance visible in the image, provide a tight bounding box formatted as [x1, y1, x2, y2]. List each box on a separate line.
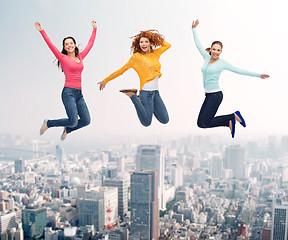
[197, 91, 234, 128]
[130, 90, 169, 127]
[47, 87, 90, 133]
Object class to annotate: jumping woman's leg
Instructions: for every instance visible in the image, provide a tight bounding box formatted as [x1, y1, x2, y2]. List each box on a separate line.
[197, 94, 208, 128]
[153, 91, 169, 124]
[130, 90, 154, 127]
[198, 91, 234, 128]
[66, 92, 90, 133]
[47, 87, 78, 129]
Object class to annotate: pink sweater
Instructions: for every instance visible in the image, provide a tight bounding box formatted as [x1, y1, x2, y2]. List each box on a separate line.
[40, 28, 96, 89]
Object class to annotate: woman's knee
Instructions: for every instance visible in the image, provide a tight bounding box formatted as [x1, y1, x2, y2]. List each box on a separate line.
[141, 119, 152, 127]
[67, 117, 78, 128]
[197, 120, 206, 128]
[160, 116, 169, 124]
[82, 115, 91, 127]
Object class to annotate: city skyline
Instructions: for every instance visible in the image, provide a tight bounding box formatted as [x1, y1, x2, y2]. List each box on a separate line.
[0, 129, 287, 238]
[0, 0, 286, 147]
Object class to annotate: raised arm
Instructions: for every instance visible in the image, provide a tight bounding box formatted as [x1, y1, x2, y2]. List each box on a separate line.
[98, 56, 134, 90]
[78, 21, 97, 59]
[35, 22, 62, 60]
[153, 41, 171, 56]
[192, 20, 209, 59]
[224, 60, 262, 78]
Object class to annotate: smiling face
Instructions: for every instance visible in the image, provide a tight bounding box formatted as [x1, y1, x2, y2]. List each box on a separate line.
[139, 37, 151, 54]
[210, 43, 222, 60]
[64, 38, 76, 54]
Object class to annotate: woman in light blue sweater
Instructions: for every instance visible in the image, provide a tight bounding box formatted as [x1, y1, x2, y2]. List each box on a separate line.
[192, 20, 269, 138]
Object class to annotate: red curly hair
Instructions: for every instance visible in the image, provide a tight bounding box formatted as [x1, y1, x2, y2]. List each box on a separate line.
[130, 30, 165, 54]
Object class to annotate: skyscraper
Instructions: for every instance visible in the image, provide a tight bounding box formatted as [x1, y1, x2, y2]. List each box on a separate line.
[79, 187, 118, 230]
[78, 199, 104, 231]
[130, 170, 159, 240]
[22, 207, 47, 239]
[14, 158, 25, 173]
[224, 145, 245, 179]
[103, 178, 128, 220]
[210, 156, 222, 178]
[136, 145, 165, 210]
[171, 163, 183, 187]
[271, 200, 288, 240]
[56, 145, 64, 163]
[0, 212, 17, 234]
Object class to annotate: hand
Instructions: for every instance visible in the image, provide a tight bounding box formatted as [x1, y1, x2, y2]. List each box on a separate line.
[35, 22, 43, 31]
[98, 81, 106, 90]
[260, 74, 270, 79]
[192, 19, 199, 28]
[91, 20, 97, 29]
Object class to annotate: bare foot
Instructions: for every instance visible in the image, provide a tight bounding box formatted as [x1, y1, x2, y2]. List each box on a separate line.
[61, 128, 68, 141]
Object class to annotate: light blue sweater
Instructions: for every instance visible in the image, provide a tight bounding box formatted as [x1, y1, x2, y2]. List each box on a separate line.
[192, 28, 261, 92]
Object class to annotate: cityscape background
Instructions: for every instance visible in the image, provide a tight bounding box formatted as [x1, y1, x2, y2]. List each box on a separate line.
[0, 133, 287, 239]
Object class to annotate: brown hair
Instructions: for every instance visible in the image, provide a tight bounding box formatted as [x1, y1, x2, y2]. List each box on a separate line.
[206, 41, 223, 55]
[130, 29, 164, 54]
[57, 36, 79, 71]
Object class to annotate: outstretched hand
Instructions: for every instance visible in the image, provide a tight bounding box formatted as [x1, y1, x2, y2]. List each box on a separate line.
[260, 74, 270, 79]
[91, 20, 97, 29]
[35, 22, 43, 31]
[192, 20, 199, 28]
[98, 81, 106, 91]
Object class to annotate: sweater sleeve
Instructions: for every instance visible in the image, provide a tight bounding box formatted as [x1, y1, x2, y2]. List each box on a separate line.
[40, 30, 63, 60]
[192, 28, 209, 59]
[224, 60, 261, 78]
[78, 28, 97, 59]
[153, 41, 171, 56]
[102, 56, 134, 84]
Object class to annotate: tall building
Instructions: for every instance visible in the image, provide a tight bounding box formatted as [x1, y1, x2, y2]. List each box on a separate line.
[22, 207, 47, 239]
[0, 212, 17, 234]
[224, 145, 245, 179]
[79, 187, 118, 230]
[136, 145, 165, 210]
[171, 163, 183, 187]
[209, 156, 222, 178]
[78, 199, 104, 231]
[103, 178, 128, 219]
[56, 145, 64, 163]
[271, 200, 288, 240]
[130, 170, 159, 240]
[14, 158, 25, 173]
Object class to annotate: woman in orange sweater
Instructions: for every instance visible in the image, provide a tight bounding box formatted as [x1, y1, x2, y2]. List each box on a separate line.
[98, 30, 171, 127]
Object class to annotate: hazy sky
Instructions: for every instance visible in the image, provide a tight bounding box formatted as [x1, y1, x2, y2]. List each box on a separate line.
[0, 0, 287, 148]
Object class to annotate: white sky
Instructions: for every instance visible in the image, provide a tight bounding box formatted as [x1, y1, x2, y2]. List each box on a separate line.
[0, 0, 287, 147]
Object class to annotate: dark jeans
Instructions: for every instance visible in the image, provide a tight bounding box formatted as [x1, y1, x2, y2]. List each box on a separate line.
[197, 91, 234, 128]
[47, 87, 90, 133]
[130, 90, 169, 127]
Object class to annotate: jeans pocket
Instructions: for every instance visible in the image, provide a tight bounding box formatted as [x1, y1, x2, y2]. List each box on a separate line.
[63, 88, 75, 97]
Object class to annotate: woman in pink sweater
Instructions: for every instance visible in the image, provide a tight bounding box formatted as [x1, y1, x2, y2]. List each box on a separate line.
[35, 21, 97, 140]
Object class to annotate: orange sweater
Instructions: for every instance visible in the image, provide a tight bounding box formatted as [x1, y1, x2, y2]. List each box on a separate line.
[102, 41, 171, 91]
